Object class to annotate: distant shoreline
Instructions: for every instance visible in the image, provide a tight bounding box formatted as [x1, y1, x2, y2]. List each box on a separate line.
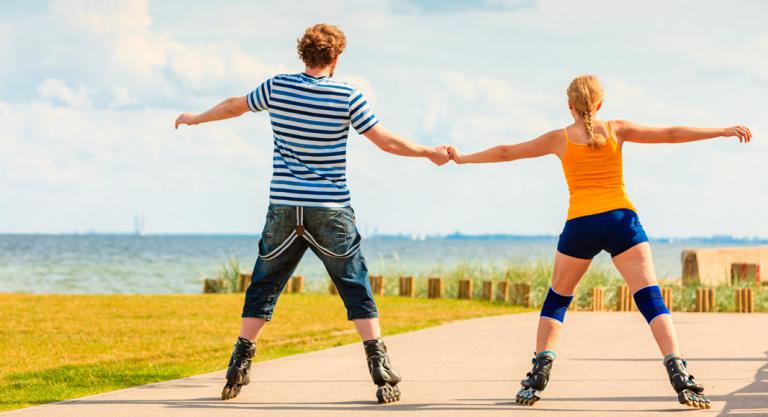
[0, 233, 766, 244]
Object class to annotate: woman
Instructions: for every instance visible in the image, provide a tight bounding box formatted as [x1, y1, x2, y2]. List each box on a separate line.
[447, 75, 751, 409]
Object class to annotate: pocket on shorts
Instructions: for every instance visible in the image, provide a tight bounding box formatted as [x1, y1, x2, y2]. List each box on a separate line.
[258, 206, 295, 256]
[311, 208, 358, 254]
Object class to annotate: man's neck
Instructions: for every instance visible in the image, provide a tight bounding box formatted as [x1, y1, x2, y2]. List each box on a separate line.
[303, 66, 333, 78]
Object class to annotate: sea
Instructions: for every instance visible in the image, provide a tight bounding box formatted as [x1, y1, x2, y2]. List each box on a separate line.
[0, 234, 764, 294]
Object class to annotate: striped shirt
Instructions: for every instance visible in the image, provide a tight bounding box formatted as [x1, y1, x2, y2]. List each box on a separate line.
[247, 72, 378, 207]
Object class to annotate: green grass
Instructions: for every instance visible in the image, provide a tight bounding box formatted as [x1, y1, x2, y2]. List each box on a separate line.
[0, 293, 527, 411]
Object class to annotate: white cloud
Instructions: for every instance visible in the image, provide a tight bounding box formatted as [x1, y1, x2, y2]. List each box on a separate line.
[0, 0, 765, 237]
[37, 78, 92, 108]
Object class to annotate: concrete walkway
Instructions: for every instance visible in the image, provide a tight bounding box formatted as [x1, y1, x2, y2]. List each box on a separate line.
[3, 313, 767, 417]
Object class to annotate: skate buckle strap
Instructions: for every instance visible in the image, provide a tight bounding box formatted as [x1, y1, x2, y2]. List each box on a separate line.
[258, 206, 361, 261]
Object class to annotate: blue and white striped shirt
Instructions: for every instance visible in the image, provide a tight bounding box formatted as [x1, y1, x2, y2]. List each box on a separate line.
[248, 72, 378, 207]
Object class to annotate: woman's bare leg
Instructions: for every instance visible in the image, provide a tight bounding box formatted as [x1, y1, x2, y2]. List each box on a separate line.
[612, 242, 679, 356]
[535, 251, 592, 353]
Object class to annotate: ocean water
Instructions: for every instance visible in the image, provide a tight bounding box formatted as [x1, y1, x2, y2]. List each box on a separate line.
[0, 234, 761, 294]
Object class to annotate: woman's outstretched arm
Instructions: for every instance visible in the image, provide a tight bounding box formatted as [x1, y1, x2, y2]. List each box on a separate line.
[448, 130, 563, 164]
[613, 120, 752, 144]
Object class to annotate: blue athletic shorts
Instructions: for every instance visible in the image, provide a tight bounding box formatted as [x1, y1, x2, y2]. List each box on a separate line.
[557, 208, 648, 259]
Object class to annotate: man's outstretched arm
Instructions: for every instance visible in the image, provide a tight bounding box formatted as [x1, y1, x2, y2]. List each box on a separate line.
[175, 96, 250, 129]
[363, 124, 449, 166]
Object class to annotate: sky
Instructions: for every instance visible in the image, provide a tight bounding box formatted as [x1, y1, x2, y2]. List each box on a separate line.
[1, 0, 766, 237]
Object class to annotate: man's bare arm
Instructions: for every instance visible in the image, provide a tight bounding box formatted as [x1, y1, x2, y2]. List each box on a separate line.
[175, 96, 250, 129]
[363, 123, 450, 166]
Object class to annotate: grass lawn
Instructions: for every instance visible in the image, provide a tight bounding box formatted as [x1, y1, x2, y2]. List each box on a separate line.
[0, 293, 527, 411]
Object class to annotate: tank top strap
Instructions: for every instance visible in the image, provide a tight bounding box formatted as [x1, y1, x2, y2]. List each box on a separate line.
[604, 121, 614, 140]
[562, 128, 570, 142]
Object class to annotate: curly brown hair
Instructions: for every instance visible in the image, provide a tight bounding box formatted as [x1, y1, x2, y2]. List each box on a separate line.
[297, 24, 346, 68]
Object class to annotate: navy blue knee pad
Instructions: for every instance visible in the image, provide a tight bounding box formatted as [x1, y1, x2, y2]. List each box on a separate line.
[633, 284, 670, 323]
[540, 287, 574, 323]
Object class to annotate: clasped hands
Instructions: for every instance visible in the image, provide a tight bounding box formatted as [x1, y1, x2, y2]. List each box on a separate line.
[427, 145, 464, 166]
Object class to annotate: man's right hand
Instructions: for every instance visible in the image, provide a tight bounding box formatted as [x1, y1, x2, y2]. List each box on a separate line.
[175, 113, 199, 129]
[427, 145, 450, 166]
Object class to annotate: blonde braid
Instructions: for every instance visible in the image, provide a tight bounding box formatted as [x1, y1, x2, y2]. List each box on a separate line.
[567, 75, 606, 149]
[583, 107, 605, 149]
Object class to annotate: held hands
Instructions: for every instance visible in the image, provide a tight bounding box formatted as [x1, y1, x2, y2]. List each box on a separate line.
[174, 113, 199, 129]
[446, 145, 464, 164]
[723, 125, 752, 143]
[427, 145, 451, 166]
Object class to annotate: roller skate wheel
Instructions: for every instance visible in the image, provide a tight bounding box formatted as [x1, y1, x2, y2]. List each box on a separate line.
[376, 384, 401, 404]
[677, 390, 710, 409]
[515, 387, 540, 406]
[221, 383, 242, 401]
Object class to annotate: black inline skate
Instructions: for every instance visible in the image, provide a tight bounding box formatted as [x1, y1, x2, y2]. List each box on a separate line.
[516, 351, 555, 406]
[364, 338, 402, 403]
[663, 354, 710, 409]
[221, 337, 256, 400]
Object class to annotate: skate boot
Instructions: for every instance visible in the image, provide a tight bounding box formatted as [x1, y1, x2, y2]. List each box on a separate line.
[221, 337, 256, 400]
[516, 351, 555, 406]
[364, 338, 402, 403]
[663, 354, 710, 409]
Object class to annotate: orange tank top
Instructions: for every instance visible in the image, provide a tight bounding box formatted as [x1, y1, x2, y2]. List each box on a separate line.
[561, 122, 636, 220]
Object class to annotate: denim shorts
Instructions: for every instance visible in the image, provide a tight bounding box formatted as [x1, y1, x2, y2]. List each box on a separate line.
[241, 204, 378, 321]
[557, 208, 649, 259]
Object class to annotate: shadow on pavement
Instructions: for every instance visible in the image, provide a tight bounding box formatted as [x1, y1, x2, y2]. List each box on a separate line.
[63, 398, 694, 413]
[63, 353, 768, 415]
[718, 351, 768, 417]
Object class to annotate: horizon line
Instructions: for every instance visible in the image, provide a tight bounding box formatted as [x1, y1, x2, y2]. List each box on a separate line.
[1, 232, 767, 243]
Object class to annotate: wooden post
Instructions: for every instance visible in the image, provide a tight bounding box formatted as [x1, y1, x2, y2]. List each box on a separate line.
[237, 272, 251, 292]
[589, 287, 604, 311]
[571, 288, 579, 312]
[735, 288, 754, 313]
[616, 285, 635, 311]
[329, 280, 338, 295]
[203, 278, 224, 294]
[369, 275, 385, 296]
[497, 281, 510, 303]
[399, 276, 416, 297]
[458, 279, 473, 299]
[696, 287, 716, 312]
[290, 275, 304, 293]
[512, 283, 531, 307]
[695, 288, 703, 312]
[661, 287, 673, 312]
[482, 281, 495, 301]
[427, 277, 444, 299]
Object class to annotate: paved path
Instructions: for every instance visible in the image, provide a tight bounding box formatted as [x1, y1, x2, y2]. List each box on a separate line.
[3, 313, 767, 417]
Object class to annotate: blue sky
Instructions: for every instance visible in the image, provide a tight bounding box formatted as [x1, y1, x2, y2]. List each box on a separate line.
[1, 0, 766, 237]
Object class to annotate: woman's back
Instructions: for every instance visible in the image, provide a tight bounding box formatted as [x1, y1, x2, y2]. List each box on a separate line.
[560, 121, 635, 220]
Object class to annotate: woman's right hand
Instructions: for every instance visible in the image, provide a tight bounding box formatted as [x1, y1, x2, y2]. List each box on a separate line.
[447, 145, 464, 164]
[723, 125, 752, 143]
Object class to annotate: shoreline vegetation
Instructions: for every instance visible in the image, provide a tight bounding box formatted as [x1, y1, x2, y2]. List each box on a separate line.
[209, 259, 767, 313]
[0, 293, 526, 411]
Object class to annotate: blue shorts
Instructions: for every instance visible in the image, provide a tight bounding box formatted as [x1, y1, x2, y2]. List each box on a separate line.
[557, 209, 648, 259]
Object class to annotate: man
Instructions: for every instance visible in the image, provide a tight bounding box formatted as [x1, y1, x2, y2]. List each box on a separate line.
[175, 23, 449, 404]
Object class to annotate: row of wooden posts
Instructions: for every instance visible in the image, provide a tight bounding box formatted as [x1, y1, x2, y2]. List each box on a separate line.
[204, 273, 757, 313]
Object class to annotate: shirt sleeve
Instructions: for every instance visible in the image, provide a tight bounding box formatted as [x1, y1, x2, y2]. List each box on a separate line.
[349, 88, 379, 134]
[246, 78, 272, 112]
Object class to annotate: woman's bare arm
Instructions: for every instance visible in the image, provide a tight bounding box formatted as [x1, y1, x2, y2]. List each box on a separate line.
[613, 120, 752, 144]
[448, 130, 563, 164]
